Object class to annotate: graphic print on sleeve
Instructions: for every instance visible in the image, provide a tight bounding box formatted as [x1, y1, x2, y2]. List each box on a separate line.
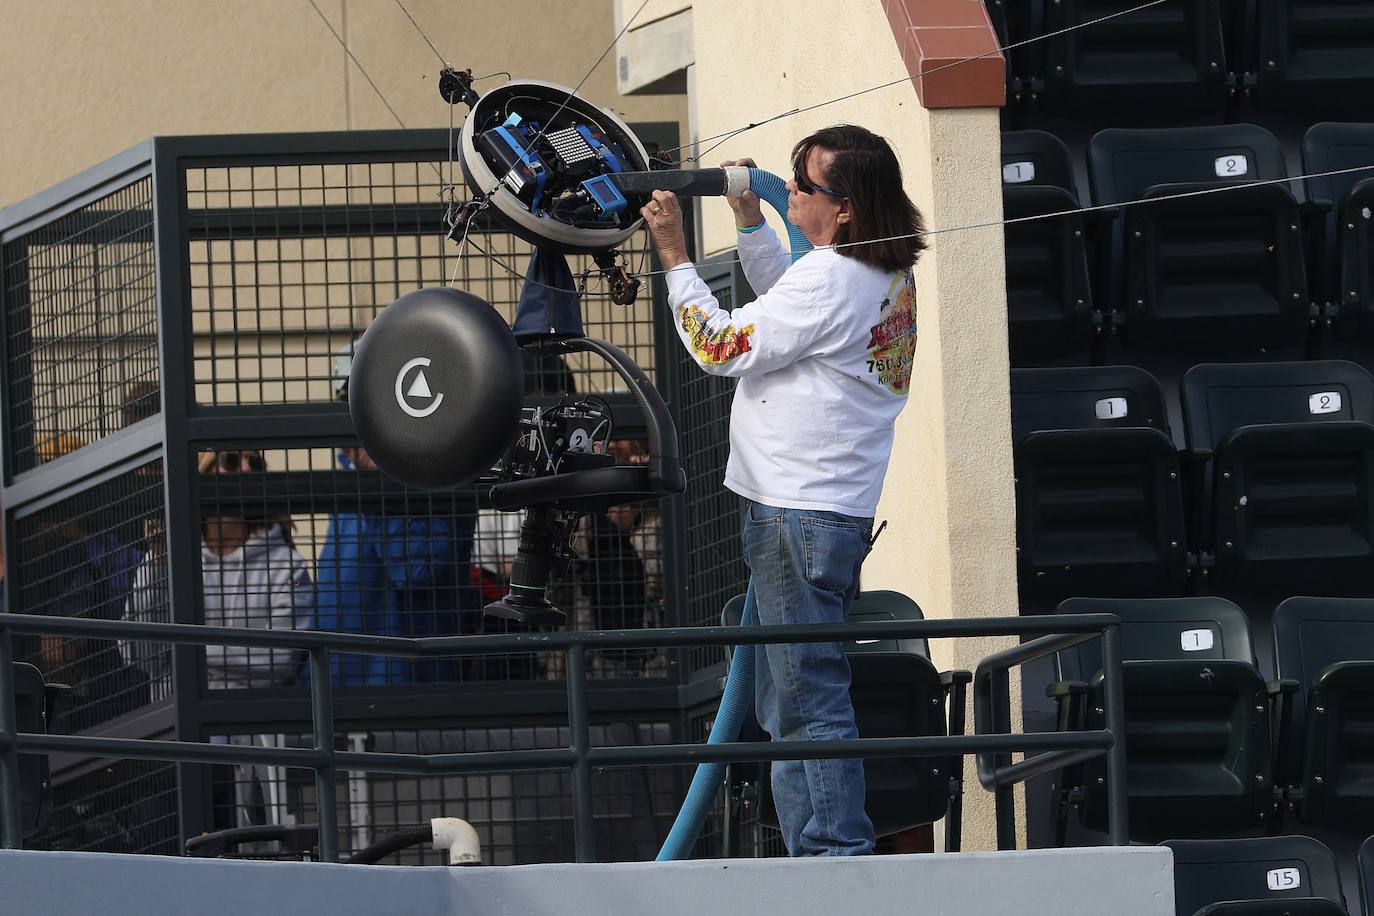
[679, 304, 756, 365]
[866, 271, 917, 395]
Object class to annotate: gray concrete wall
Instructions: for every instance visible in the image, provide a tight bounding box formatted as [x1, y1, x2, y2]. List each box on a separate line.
[0, 846, 1175, 916]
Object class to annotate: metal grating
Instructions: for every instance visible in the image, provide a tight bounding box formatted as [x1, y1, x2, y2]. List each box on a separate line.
[12, 460, 169, 732]
[184, 160, 658, 407]
[209, 724, 680, 865]
[674, 264, 749, 671]
[2, 177, 160, 474]
[189, 445, 668, 687]
[33, 758, 180, 856]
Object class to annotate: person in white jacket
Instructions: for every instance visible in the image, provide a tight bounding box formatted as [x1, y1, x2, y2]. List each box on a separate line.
[123, 450, 314, 692]
[639, 125, 927, 857]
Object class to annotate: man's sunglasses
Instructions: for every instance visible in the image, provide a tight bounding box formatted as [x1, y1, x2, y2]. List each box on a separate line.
[793, 168, 846, 199]
[214, 450, 266, 472]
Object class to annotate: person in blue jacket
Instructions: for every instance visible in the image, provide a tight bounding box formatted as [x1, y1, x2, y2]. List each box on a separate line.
[314, 342, 477, 685]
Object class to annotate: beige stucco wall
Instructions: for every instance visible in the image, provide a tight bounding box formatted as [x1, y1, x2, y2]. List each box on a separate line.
[692, 0, 1020, 850]
[1, 0, 689, 209]
[2, 0, 687, 438]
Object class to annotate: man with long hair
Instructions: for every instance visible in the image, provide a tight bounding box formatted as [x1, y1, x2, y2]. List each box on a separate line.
[640, 125, 927, 856]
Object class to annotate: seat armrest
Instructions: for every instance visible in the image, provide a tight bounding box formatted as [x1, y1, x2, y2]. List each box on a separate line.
[1047, 680, 1089, 747]
[942, 670, 972, 737]
[1267, 678, 1299, 698]
[1267, 678, 1300, 789]
[940, 670, 973, 690]
[1046, 680, 1088, 700]
[1299, 198, 1332, 217]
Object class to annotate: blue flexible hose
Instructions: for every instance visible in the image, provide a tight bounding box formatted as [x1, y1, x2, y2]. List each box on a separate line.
[654, 170, 805, 862]
[656, 580, 757, 860]
[746, 168, 813, 263]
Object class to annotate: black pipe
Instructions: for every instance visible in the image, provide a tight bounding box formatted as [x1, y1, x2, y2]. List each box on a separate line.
[609, 168, 729, 199]
[347, 825, 434, 865]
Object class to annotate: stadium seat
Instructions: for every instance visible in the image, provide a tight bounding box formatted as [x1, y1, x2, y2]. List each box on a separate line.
[1359, 835, 1374, 916]
[1036, 0, 1230, 120]
[1050, 597, 1277, 843]
[722, 590, 968, 851]
[1165, 835, 1349, 916]
[12, 662, 53, 838]
[1180, 360, 1374, 594]
[1272, 597, 1374, 827]
[1088, 124, 1310, 354]
[1001, 131, 1097, 365]
[1010, 366, 1187, 598]
[1251, 0, 1374, 118]
[1302, 123, 1374, 338]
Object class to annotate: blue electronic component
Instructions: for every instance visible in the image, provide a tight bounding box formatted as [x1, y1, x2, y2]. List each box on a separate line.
[576, 124, 628, 173]
[579, 174, 629, 215]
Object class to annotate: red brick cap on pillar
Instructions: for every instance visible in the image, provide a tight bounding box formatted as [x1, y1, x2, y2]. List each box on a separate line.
[883, 0, 1005, 109]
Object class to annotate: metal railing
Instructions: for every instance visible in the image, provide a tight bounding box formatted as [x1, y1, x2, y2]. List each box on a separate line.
[0, 611, 1126, 861]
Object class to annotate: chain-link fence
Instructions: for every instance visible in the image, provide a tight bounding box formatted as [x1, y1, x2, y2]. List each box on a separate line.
[2, 128, 708, 862]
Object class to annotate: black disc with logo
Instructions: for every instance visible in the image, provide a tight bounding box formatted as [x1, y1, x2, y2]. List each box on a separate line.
[348, 287, 525, 489]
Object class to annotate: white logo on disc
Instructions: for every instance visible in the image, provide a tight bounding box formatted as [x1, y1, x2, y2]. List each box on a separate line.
[395, 357, 445, 418]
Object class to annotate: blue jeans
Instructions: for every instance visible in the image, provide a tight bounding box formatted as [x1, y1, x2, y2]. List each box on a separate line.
[741, 498, 876, 856]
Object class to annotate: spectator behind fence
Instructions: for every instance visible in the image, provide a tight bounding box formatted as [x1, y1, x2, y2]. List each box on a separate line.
[27, 433, 149, 732]
[313, 341, 477, 685]
[123, 449, 313, 692]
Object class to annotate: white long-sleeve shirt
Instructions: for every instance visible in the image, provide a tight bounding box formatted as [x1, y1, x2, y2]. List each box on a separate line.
[122, 523, 314, 692]
[665, 224, 917, 517]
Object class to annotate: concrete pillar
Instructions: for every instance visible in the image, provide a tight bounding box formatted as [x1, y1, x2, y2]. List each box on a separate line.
[692, 0, 1018, 850]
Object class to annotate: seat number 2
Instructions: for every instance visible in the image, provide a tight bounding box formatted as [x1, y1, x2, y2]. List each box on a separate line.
[1309, 391, 1342, 415]
[1215, 154, 1249, 177]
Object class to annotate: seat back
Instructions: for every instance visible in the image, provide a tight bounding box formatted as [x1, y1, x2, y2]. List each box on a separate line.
[1058, 599, 1270, 838]
[1089, 124, 1290, 207]
[1013, 369, 1186, 598]
[1255, 0, 1374, 117]
[1274, 597, 1374, 824]
[1002, 130, 1078, 196]
[1302, 122, 1374, 300]
[1011, 366, 1170, 442]
[1001, 132, 1093, 364]
[1165, 836, 1347, 916]
[1182, 360, 1374, 454]
[12, 662, 51, 838]
[1181, 361, 1374, 591]
[1359, 834, 1374, 916]
[1039, 0, 1228, 119]
[1302, 122, 1374, 336]
[1055, 597, 1255, 682]
[1089, 125, 1305, 352]
[725, 590, 956, 837]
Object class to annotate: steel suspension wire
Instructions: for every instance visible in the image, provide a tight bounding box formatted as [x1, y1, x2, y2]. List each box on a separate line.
[476, 0, 654, 204]
[463, 0, 1176, 291]
[392, 0, 449, 66]
[300, 0, 1219, 296]
[628, 161, 1374, 282]
[663, 0, 1172, 163]
[305, 0, 448, 183]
